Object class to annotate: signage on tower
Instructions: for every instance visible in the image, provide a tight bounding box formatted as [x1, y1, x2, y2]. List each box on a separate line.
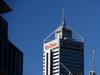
[44, 39, 59, 51]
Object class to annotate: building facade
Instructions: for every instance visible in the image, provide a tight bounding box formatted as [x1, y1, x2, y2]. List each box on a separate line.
[0, 1, 23, 75]
[43, 14, 84, 75]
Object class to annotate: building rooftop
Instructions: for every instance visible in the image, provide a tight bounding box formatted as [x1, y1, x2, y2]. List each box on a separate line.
[0, 0, 12, 14]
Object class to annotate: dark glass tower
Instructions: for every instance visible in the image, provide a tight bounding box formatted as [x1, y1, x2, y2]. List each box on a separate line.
[59, 27, 84, 75]
[0, 1, 23, 75]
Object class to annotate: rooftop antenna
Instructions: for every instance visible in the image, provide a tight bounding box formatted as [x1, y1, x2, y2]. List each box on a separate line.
[92, 49, 96, 71]
[61, 8, 66, 26]
[89, 49, 96, 75]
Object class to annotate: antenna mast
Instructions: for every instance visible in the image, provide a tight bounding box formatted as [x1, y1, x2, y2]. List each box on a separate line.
[62, 8, 66, 26]
[92, 49, 96, 71]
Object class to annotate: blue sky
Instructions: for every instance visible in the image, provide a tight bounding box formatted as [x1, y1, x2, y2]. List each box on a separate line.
[4, 0, 100, 75]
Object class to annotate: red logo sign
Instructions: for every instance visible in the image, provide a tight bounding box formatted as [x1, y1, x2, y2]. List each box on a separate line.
[45, 43, 57, 50]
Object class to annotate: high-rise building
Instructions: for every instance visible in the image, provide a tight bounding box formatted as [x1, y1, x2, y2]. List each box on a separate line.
[43, 11, 84, 75]
[0, 1, 23, 75]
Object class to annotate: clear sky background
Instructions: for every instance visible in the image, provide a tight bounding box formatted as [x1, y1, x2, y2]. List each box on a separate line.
[3, 0, 100, 75]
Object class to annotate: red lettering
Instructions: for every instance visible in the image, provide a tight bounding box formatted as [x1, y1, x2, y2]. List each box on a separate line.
[45, 43, 57, 50]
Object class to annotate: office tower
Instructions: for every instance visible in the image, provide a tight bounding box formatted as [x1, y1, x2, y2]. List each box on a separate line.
[0, 1, 23, 75]
[43, 12, 84, 75]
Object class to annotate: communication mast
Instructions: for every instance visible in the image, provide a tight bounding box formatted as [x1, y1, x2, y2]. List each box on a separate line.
[89, 49, 96, 75]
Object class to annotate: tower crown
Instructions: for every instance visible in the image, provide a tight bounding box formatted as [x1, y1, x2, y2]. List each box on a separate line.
[43, 10, 84, 43]
[55, 9, 72, 40]
[55, 25, 72, 40]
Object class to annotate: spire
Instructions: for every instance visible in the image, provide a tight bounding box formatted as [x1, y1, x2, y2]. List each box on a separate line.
[92, 49, 96, 71]
[61, 8, 66, 26]
[89, 49, 96, 75]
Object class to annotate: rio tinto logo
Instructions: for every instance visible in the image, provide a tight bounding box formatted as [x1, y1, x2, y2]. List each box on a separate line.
[45, 43, 57, 50]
